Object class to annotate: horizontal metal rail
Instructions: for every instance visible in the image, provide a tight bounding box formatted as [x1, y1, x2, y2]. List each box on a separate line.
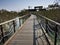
[0, 15, 31, 44]
[0, 15, 28, 25]
[39, 15, 60, 26]
[36, 15, 60, 45]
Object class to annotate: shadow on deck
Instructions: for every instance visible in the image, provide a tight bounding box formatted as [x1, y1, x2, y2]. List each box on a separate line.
[4, 15, 48, 45]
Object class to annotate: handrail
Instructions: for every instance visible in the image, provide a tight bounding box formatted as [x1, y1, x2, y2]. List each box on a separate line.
[39, 15, 60, 26]
[0, 15, 30, 44]
[0, 15, 27, 25]
[36, 14, 60, 45]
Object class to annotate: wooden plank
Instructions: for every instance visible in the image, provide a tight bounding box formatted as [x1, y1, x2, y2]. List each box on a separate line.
[4, 15, 49, 45]
[33, 17, 47, 45]
[4, 15, 33, 45]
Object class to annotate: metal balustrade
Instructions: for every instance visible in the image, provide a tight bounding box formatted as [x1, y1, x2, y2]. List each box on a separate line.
[0, 15, 30, 45]
[36, 15, 60, 45]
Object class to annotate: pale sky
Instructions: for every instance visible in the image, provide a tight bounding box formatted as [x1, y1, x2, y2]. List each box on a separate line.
[0, 0, 57, 11]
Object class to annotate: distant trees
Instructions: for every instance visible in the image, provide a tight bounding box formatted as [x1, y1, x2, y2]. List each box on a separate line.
[0, 9, 18, 23]
[0, 9, 29, 23]
[32, 9, 60, 23]
[47, 3, 60, 10]
[18, 9, 29, 16]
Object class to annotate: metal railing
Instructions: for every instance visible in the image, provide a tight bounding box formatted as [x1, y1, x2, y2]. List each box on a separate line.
[0, 15, 30, 45]
[36, 15, 60, 45]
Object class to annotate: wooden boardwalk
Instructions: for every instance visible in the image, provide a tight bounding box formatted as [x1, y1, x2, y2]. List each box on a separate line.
[4, 15, 47, 45]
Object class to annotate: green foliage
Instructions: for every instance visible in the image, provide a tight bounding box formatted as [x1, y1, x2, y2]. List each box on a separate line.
[32, 9, 60, 22]
[0, 9, 29, 23]
[18, 10, 29, 16]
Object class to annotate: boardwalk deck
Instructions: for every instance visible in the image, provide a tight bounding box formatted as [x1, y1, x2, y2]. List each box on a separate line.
[4, 15, 47, 45]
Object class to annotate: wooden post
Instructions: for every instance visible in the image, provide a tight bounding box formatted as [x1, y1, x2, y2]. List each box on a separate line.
[46, 19, 48, 33]
[0, 25, 5, 43]
[54, 25, 58, 45]
[13, 21, 15, 33]
[19, 18, 21, 26]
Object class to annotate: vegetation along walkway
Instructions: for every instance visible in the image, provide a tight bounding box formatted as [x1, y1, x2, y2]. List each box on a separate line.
[4, 15, 48, 45]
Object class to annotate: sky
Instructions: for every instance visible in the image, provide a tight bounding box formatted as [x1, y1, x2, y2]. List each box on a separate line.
[0, 0, 56, 11]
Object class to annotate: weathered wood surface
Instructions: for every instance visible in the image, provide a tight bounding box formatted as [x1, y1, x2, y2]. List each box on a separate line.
[4, 15, 47, 45]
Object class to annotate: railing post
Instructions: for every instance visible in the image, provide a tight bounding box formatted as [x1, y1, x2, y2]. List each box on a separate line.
[54, 25, 58, 45]
[13, 21, 15, 33]
[45, 19, 51, 45]
[46, 19, 48, 33]
[22, 18, 24, 24]
[19, 18, 21, 26]
[0, 25, 4, 43]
